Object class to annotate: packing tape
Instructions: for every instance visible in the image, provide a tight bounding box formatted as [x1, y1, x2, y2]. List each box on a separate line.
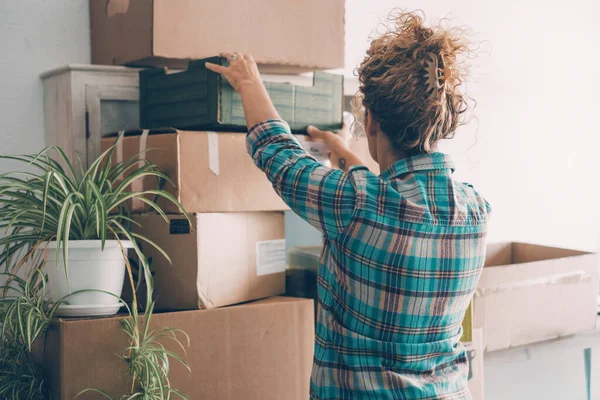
[131, 129, 149, 210]
[207, 132, 220, 176]
[475, 270, 592, 297]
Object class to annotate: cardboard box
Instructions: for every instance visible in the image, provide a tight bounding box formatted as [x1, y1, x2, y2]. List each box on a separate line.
[139, 57, 343, 133]
[131, 213, 286, 310]
[474, 242, 599, 351]
[101, 131, 378, 214]
[101, 129, 289, 213]
[41, 296, 314, 400]
[90, 0, 345, 73]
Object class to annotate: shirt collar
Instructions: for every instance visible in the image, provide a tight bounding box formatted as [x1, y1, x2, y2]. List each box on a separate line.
[379, 152, 455, 180]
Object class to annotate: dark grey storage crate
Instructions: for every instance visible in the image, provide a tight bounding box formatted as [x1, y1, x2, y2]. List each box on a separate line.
[139, 56, 344, 133]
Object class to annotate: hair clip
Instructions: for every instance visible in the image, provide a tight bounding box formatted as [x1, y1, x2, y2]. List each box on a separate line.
[423, 52, 452, 97]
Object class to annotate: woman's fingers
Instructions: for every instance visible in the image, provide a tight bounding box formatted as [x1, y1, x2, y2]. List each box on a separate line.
[205, 62, 228, 74]
[307, 125, 327, 140]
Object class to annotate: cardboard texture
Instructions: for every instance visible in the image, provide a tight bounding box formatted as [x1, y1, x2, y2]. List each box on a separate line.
[100, 131, 378, 214]
[474, 242, 599, 351]
[90, 0, 345, 72]
[100, 129, 289, 213]
[131, 213, 286, 310]
[41, 297, 314, 400]
[139, 57, 344, 133]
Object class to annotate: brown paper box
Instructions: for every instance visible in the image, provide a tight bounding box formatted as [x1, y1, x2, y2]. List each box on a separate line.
[101, 131, 379, 214]
[41, 296, 314, 400]
[474, 242, 599, 351]
[100, 130, 289, 213]
[90, 0, 345, 73]
[131, 212, 286, 310]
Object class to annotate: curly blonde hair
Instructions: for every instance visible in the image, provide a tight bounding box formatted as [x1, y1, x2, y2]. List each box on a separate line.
[356, 10, 472, 154]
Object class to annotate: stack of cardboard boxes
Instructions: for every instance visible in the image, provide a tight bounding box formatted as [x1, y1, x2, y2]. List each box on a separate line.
[40, 1, 347, 398]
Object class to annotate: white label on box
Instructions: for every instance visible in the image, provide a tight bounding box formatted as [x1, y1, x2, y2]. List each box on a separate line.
[256, 239, 287, 276]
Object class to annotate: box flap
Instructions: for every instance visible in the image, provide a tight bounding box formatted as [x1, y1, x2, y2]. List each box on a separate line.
[512, 242, 590, 263]
[483, 242, 513, 267]
[475, 242, 599, 351]
[484, 242, 592, 268]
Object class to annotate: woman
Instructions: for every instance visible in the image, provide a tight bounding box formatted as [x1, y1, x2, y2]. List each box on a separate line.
[207, 11, 490, 400]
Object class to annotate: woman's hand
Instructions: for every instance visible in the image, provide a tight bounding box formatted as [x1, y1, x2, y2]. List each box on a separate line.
[306, 125, 365, 172]
[205, 52, 263, 94]
[206, 52, 280, 129]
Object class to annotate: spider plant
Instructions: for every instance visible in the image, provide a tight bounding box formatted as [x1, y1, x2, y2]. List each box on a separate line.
[0, 262, 190, 400]
[78, 300, 190, 400]
[0, 268, 65, 399]
[0, 135, 189, 305]
[0, 341, 49, 400]
[0, 138, 191, 399]
[77, 249, 190, 400]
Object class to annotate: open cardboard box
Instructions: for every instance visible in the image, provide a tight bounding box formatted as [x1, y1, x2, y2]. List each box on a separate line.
[90, 0, 345, 73]
[40, 297, 314, 400]
[474, 242, 599, 352]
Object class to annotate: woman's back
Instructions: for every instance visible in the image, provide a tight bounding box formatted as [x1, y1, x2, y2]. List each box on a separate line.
[313, 152, 490, 399]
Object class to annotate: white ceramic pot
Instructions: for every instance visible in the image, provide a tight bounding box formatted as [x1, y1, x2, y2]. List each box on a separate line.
[42, 240, 133, 317]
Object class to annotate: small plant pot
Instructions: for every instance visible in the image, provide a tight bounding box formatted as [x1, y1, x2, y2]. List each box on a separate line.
[42, 240, 133, 317]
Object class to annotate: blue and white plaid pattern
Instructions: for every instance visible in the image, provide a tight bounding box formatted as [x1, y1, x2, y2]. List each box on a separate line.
[247, 120, 491, 400]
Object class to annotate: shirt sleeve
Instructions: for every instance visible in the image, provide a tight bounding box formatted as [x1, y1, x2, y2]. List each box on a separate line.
[246, 119, 363, 238]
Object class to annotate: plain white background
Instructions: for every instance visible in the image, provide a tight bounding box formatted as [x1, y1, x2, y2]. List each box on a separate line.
[0, 1, 599, 399]
[342, 0, 600, 252]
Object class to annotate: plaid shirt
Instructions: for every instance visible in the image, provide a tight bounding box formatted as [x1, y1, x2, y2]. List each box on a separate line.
[247, 120, 491, 400]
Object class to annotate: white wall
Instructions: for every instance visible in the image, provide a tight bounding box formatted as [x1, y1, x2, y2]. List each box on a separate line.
[0, 0, 90, 171]
[344, 0, 600, 251]
[1, 1, 597, 250]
